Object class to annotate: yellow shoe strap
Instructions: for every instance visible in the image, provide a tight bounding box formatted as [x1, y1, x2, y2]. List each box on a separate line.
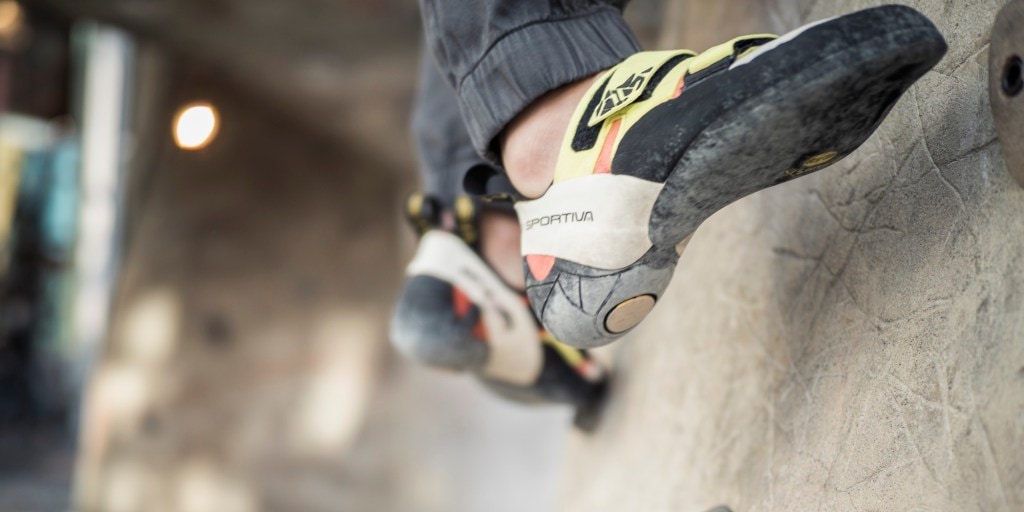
[589, 49, 696, 127]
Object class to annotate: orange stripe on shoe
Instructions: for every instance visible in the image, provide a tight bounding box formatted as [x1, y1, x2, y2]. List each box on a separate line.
[526, 254, 556, 281]
[471, 320, 488, 342]
[578, 360, 603, 382]
[671, 76, 686, 98]
[452, 287, 471, 318]
[593, 118, 622, 175]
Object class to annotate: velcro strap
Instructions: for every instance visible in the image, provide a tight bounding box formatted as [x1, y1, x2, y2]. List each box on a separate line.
[588, 50, 693, 127]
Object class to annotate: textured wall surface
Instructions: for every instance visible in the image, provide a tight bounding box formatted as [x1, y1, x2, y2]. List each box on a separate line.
[560, 1, 1024, 511]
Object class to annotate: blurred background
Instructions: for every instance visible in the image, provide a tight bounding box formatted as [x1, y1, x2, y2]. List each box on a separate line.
[0, 1, 667, 510]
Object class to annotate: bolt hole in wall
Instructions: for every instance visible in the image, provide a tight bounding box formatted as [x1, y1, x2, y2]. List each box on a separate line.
[1004, 55, 1023, 97]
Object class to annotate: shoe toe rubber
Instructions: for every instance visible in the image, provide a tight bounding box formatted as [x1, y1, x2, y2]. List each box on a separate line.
[648, 5, 947, 246]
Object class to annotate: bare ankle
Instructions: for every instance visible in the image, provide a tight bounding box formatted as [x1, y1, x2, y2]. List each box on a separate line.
[500, 74, 602, 198]
[479, 209, 525, 289]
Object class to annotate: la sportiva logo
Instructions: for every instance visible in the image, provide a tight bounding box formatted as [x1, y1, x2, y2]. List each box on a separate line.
[524, 211, 595, 230]
[597, 66, 654, 117]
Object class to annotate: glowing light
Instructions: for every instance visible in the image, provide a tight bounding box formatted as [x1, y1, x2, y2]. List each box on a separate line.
[0, 1, 23, 37]
[173, 103, 219, 150]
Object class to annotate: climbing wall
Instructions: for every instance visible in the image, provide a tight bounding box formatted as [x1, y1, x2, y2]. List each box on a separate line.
[559, 1, 1024, 511]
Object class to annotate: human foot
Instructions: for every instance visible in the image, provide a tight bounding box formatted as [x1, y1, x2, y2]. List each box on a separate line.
[479, 208, 526, 289]
[501, 75, 600, 198]
[512, 5, 947, 348]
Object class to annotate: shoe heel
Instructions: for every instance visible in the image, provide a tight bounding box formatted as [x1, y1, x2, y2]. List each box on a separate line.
[525, 246, 679, 348]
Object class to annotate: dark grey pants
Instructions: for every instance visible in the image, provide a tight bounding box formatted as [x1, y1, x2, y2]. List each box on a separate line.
[411, 49, 491, 206]
[412, 0, 640, 201]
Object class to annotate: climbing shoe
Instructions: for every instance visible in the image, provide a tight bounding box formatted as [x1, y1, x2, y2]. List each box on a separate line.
[390, 192, 607, 415]
[515, 5, 947, 348]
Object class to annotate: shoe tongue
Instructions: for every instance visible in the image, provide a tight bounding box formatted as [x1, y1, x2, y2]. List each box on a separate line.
[588, 50, 690, 127]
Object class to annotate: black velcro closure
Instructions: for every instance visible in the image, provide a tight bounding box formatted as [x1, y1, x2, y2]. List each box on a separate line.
[635, 54, 692, 103]
[570, 76, 612, 152]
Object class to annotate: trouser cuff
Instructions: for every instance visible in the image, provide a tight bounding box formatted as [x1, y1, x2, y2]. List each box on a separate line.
[458, 7, 640, 164]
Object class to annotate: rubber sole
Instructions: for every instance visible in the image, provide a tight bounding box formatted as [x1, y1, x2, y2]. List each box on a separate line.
[649, 4, 948, 246]
[527, 6, 947, 349]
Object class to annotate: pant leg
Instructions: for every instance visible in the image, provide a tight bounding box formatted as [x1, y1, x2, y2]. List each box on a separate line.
[411, 47, 495, 206]
[419, 0, 641, 163]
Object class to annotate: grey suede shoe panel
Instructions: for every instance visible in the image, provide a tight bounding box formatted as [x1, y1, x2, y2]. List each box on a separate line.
[390, 275, 489, 371]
